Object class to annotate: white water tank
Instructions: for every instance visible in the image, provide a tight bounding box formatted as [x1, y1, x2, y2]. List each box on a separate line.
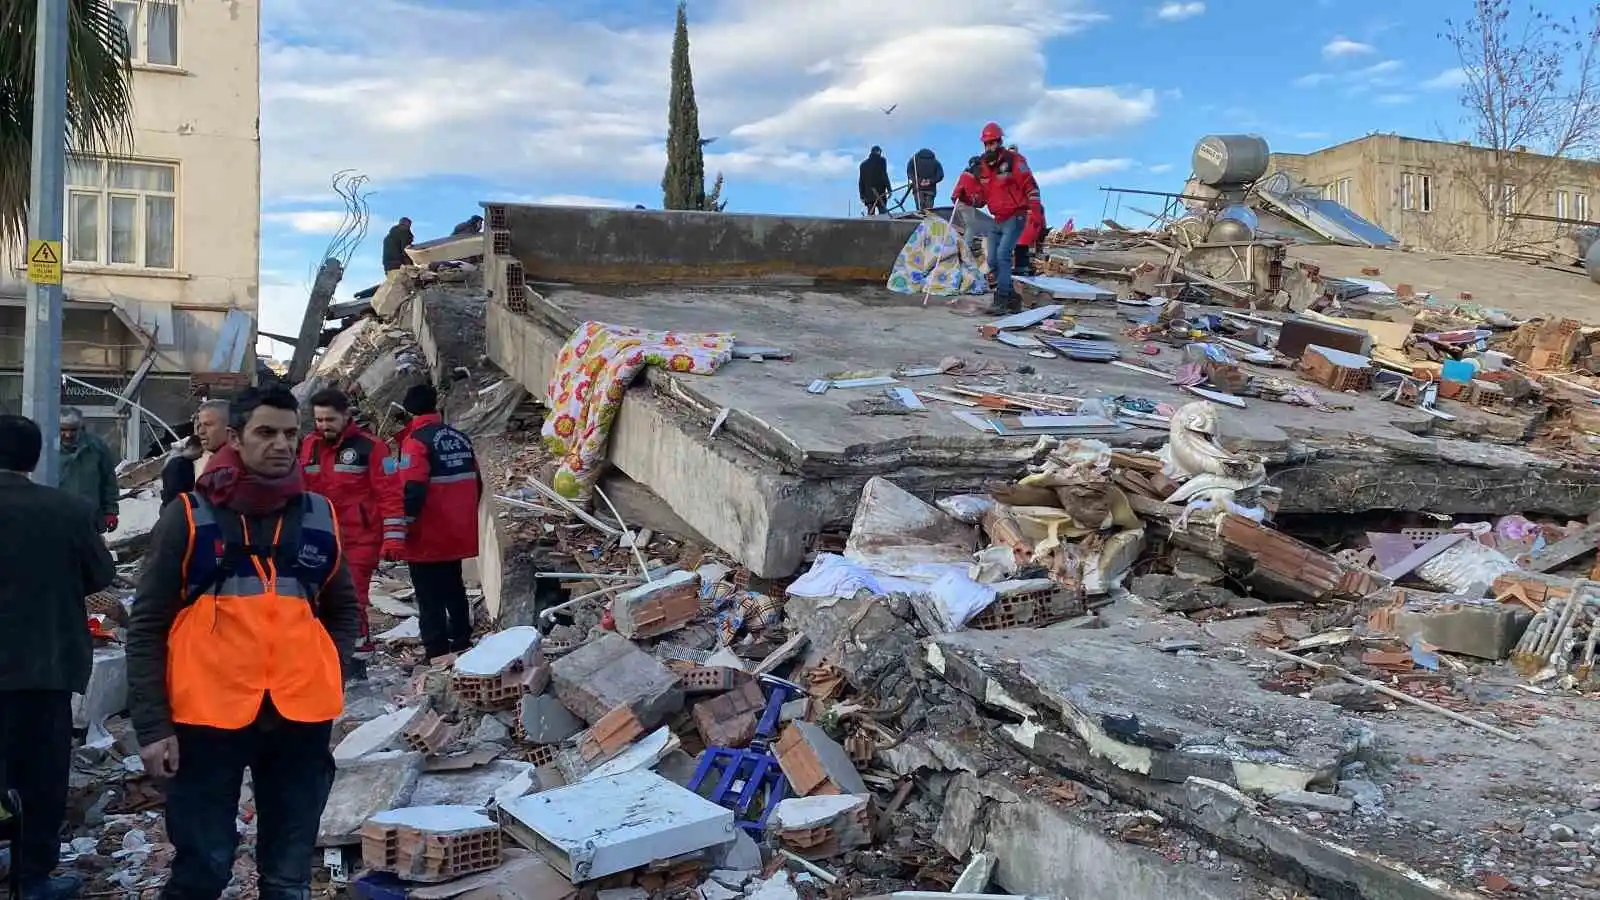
[1192, 135, 1270, 187]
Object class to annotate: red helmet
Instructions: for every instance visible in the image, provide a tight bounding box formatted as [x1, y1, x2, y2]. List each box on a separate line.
[980, 122, 1004, 144]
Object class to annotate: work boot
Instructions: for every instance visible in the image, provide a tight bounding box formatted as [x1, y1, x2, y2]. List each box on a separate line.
[991, 291, 1022, 315]
[22, 873, 84, 900]
[983, 295, 1010, 316]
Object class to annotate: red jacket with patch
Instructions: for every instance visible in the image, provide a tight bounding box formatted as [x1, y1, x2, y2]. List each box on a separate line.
[297, 422, 389, 561]
[972, 148, 1042, 224]
[384, 413, 482, 563]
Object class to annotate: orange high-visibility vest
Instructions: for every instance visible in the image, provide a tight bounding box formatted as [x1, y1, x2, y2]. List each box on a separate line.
[167, 493, 345, 729]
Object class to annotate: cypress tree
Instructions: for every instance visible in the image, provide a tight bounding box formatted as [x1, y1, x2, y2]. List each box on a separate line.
[662, 1, 707, 211]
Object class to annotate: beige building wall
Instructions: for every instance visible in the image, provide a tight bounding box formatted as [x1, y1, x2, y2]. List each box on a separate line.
[0, 0, 260, 452]
[1268, 135, 1600, 253]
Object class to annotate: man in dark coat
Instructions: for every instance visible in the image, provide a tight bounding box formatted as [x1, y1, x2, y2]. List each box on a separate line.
[858, 146, 892, 215]
[382, 217, 414, 271]
[906, 149, 945, 212]
[0, 414, 116, 900]
[451, 215, 483, 236]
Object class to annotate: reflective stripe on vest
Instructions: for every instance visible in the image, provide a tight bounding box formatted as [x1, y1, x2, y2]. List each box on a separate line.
[168, 494, 346, 729]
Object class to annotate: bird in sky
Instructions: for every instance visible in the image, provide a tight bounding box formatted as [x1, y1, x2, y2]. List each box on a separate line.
[881, 104, 898, 116]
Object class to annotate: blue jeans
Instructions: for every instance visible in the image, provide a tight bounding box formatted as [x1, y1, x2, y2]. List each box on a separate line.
[162, 708, 334, 900]
[987, 215, 1026, 297]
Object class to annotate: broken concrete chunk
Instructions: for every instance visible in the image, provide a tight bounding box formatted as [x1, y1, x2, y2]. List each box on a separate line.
[1337, 777, 1384, 812]
[1392, 602, 1532, 661]
[1307, 683, 1387, 712]
[517, 694, 583, 744]
[1272, 789, 1355, 815]
[951, 851, 995, 893]
[775, 721, 869, 797]
[317, 751, 424, 847]
[714, 830, 763, 872]
[844, 477, 976, 575]
[1130, 574, 1235, 613]
[697, 881, 741, 900]
[768, 794, 873, 858]
[474, 714, 512, 747]
[744, 875, 800, 900]
[361, 805, 502, 882]
[612, 570, 701, 639]
[333, 702, 430, 764]
[455, 626, 542, 677]
[550, 633, 684, 727]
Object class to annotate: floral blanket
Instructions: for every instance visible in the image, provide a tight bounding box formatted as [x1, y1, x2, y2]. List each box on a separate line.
[543, 321, 735, 498]
[885, 217, 988, 296]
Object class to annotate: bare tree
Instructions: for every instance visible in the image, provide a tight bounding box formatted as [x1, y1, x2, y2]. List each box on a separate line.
[1441, 0, 1600, 251]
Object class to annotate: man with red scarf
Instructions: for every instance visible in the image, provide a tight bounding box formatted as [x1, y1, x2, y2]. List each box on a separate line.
[128, 385, 360, 900]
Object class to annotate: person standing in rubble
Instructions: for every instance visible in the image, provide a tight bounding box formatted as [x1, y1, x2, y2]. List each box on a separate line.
[299, 389, 390, 656]
[58, 407, 120, 533]
[906, 148, 944, 212]
[127, 385, 360, 900]
[858, 146, 892, 215]
[957, 123, 1043, 315]
[451, 214, 484, 235]
[160, 400, 229, 508]
[382, 216, 414, 272]
[383, 384, 483, 661]
[0, 415, 115, 900]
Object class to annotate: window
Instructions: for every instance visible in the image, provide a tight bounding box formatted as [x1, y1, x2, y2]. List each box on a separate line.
[65, 156, 177, 270]
[1558, 190, 1571, 220]
[1498, 183, 1517, 218]
[1335, 177, 1351, 208]
[113, 0, 178, 67]
[1579, 193, 1592, 222]
[1400, 173, 1433, 212]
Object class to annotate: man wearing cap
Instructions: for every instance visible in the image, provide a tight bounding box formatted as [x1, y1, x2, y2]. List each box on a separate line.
[957, 123, 1043, 315]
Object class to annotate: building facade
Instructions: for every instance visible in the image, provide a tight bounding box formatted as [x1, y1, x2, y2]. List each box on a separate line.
[0, 0, 261, 458]
[1268, 134, 1600, 255]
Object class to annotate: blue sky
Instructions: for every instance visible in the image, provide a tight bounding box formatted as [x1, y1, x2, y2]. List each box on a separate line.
[255, 0, 1577, 355]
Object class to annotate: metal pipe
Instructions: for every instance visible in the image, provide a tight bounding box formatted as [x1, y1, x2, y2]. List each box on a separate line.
[21, 0, 68, 484]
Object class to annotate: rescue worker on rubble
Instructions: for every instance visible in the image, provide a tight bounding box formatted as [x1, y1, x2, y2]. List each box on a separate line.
[954, 123, 1043, 315]
[58, 407, 120, 533]
[452, 214, 484, 236]
[299, 389, 391, 655]
[0, 414, 115, 900]
[858, 146, 892, 215]
[382, 216, 414, 272]
[383, 384, 483, 661]
[906, 148, 944, 213]
[128, 384, 360, 900]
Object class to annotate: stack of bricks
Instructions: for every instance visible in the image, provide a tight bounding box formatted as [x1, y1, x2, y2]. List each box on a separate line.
[967, 581, 1082, 630]
[690, 678, 765, 749]
[360, 809, 502, 883]
[611, 571, 702, 640]
[1298, 344, 1374, 393]
[774, 721, 870, 797]
[402, 708, 461, 757]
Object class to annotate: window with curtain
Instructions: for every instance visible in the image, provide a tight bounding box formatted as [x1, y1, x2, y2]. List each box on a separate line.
[62, 156, 179, 270]
[114, 0, 179, 66]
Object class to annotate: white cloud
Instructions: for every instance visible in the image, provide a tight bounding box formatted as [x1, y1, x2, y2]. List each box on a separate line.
[532, 195, 633, 208]
[1354, 59, 1402, 78]
[1374, 93, 1414, 105]
[260, 0, 1137, 203]
[262, 210, 347, 234]
[1035, 158, 1134, 185]
[1148, 163, 1174, 174]
[1155, 2, 1205, 21]
[1322, 37, 1376, 58]
[1294, 73, 1333, 88]
[1013, 87, 1158, 146]
[1422, 67, 1469, 90]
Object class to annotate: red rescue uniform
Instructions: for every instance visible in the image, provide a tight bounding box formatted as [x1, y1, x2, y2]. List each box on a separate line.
[384, 413, 482, 563]
[298, 421, 390, 639]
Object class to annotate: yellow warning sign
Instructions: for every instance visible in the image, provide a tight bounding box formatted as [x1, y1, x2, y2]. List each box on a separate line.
[26, 239, 62, 285]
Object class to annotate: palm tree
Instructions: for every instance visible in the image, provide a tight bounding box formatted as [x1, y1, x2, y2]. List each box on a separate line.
[0, 0, 133, 245]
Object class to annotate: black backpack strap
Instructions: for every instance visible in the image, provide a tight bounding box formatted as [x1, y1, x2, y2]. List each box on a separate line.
[271, 495, 321, 616]
[181, 498, 315, 611]
[182, 501, 251, 608]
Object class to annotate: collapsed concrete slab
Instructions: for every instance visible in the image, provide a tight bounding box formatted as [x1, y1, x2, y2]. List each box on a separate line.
[928, 629, 1356, 796]
[549, 633, 684, 728]
[318, 751, 424, 846]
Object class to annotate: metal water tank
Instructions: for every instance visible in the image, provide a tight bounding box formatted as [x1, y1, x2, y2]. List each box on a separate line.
[1192, 135, 1270, 187]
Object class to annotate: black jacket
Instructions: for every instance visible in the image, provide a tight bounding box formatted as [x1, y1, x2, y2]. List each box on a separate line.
[159, 453, 196, 508]
[907, 149, 944, 190]
[0, 471, 115, 693]
[382, 224, 414, 270]
[859, 155, 891, 201]
[126, 495, 361, 744]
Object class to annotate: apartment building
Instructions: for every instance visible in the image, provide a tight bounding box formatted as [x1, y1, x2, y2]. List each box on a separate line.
[0, 0, 261, 458]
[1269, 134, 1600, 255]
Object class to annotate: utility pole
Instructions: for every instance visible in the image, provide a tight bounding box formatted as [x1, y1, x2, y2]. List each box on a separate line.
[21, 0, 68, 485]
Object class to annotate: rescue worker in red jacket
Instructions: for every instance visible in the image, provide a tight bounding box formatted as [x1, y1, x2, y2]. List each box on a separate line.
[299, 388, 389, 651]
[383, 384, 483, 660]
[957, 122, 1043, 315]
